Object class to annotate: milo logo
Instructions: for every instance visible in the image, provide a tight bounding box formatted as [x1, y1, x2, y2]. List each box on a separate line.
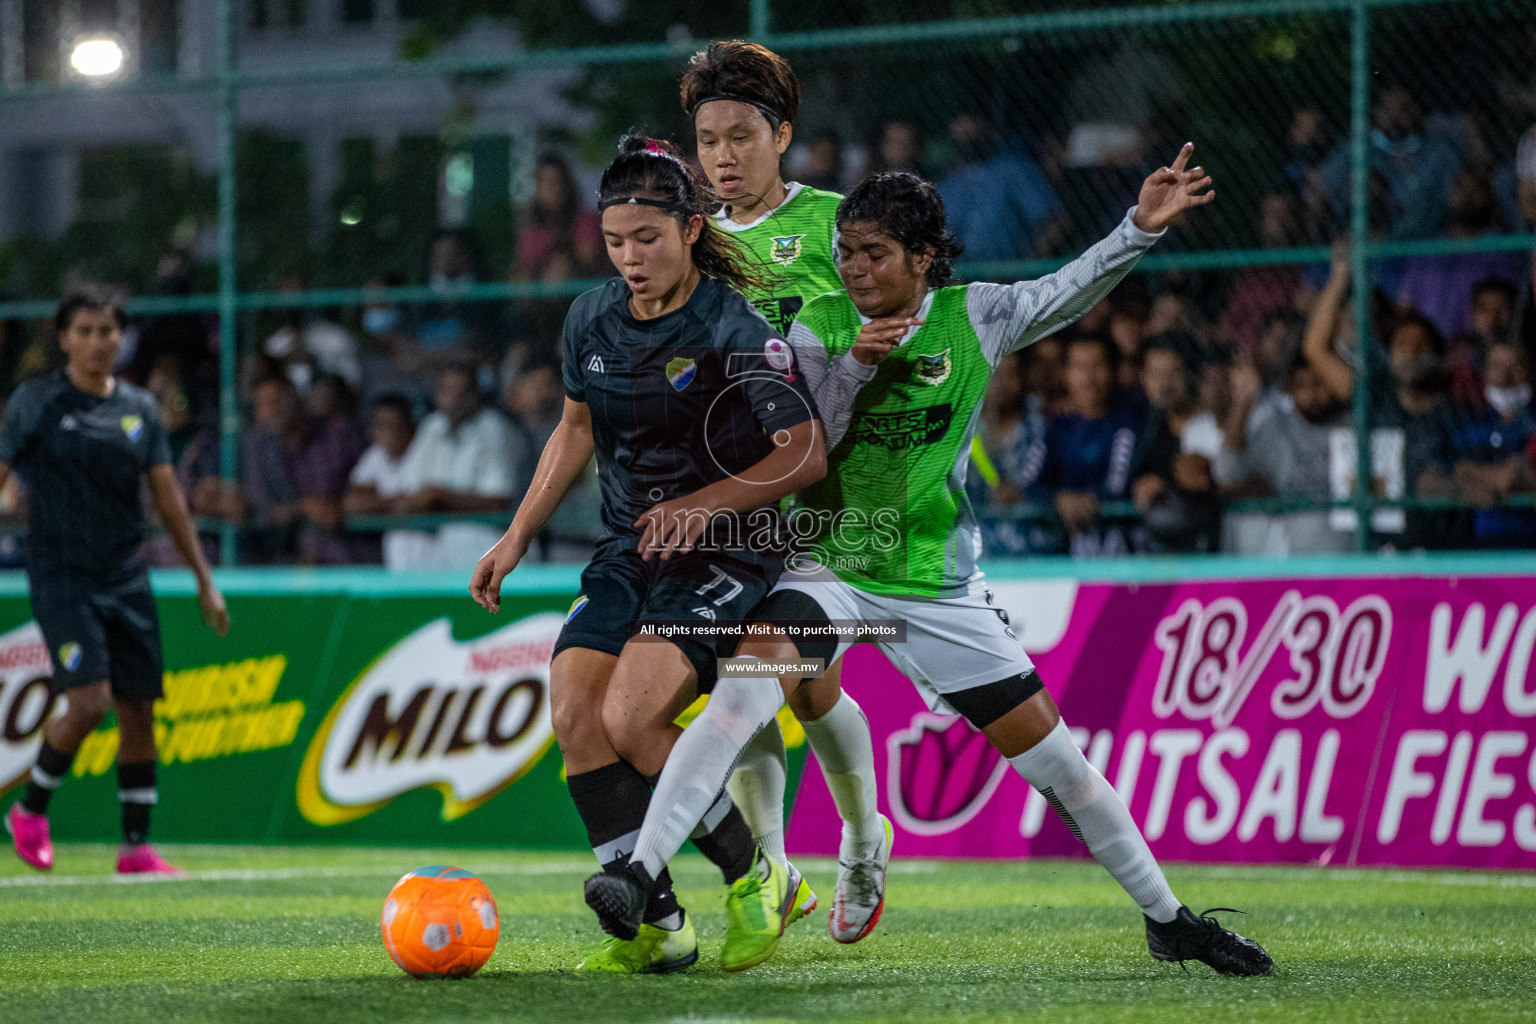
[0, 622, 61, 794]
[297, 614, 563, 824]
[886, 713, 1007, 836]
[847, 404, 953, 451]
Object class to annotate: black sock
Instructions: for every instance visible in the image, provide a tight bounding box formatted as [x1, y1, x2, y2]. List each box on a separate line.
[117, 761, 157, 846]
[21, 741, 73, 815]
[567, 761, 679, 925]
[647, 773, 757, 885]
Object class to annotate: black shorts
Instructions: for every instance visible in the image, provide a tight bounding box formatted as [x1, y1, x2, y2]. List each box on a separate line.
[553, 539, 775, 693]
[30, 572, 164, 701]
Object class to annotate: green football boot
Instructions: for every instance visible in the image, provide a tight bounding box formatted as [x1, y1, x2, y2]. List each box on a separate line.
[721, 853, 796, 972]
[785, 861, 818, 929]
[575, 911, 699, 975]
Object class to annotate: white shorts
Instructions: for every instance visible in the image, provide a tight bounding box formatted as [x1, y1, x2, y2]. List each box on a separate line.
[768, 559, 1037, 716]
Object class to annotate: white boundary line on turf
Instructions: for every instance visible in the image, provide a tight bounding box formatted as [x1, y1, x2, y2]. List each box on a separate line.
[0, 860, 597, 888]
[7, 857, 1528, 890]
[1201, 866, 1536, 888]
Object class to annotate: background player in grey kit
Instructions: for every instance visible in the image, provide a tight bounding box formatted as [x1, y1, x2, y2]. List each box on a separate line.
[3, 284, 230, 877]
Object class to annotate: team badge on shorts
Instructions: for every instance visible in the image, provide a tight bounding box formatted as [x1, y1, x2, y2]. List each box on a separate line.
[565, 595, 589, 623]
[121, 415, 144, 441]
[58, 642, 82, 672]
[666, 357, 696, 391]
[914, 349, 952, 386]
[770, 234, 805, 265]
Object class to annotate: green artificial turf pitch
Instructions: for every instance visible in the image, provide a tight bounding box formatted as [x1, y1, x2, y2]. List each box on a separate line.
[1, 845, 1534, 1024]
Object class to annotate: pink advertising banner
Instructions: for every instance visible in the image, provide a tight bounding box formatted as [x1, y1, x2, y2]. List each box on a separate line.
[786, 575, 1536, 869]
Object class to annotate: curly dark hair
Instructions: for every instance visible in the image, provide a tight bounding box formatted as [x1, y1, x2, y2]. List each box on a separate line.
[597, 133, 769, 295]
[679, 40, 800, 128]
[837, 172, 964, 287]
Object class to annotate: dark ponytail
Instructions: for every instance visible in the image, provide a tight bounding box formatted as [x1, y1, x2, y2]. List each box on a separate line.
[598, 133, 770, 295]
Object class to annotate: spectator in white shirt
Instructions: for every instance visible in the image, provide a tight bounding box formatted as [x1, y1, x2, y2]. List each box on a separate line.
[392, 366, 529, 567]
[346, 394, 432, 569]
[263, 276, 363, 391]
[346, 395, 416, 512]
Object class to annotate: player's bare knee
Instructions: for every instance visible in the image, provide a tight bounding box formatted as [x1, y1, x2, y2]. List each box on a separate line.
[548, 648, 614, 752]
[788, 670, 842, 721]
[64, 682, 111, 729]
[550, 692, 604, 755]
[734, 628, 798, 662]
[941, 670, 1056, 759]
[597, 696, 644, 765]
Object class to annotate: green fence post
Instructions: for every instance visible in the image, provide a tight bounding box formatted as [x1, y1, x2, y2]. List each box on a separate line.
[216, 0, 238, 567]
[1350, 0, 1373, 553]
[750, 0, 770, 41]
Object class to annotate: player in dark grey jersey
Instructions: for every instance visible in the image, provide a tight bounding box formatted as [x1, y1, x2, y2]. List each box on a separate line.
[470, 135, 826, 974]
[3, 284, 229, 876]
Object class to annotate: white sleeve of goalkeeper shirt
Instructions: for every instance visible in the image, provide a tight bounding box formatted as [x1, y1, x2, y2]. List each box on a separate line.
[787, 318, 877, 450]
[967, 206, 1165, 368]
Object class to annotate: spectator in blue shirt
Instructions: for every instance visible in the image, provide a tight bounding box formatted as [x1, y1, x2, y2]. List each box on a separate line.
[1319, 85, 1460, 239]
[1451, 337, 1536, 548]
[1022, 335, 1156, 556]
[937, 112, 1064, 260]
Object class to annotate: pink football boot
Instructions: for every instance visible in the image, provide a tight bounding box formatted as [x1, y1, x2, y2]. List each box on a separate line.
[4, 803, 54, 871]
[116, 844, 186, 876]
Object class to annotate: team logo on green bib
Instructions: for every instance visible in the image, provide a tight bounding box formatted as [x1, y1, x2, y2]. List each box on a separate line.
[914, 349, 952, 386]
[770, 234, 805, 266]
[666, 357, 697, 391]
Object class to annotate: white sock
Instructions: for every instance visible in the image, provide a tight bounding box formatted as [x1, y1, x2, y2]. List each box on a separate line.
[801, 692, 883, 860]
[1007, 719, 1180, 923]
[632, 667, 784, 880]
[727, 720, 788, 864]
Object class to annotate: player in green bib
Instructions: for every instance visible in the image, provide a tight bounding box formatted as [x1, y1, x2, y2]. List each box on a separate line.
[606, 151, 1275, 977]
[675, 39, 891, 950]
[684, 41, 843, 335]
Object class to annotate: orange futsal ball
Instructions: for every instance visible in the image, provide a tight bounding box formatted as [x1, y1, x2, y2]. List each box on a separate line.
[381, 866, 499, 978]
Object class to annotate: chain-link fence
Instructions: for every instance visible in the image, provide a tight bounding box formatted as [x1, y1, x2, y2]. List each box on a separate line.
[0, 0, 1533, 566]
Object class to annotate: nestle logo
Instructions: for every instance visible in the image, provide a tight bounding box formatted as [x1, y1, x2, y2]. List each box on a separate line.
[468, 640, 556, 675]
[0, 641, 48, 673]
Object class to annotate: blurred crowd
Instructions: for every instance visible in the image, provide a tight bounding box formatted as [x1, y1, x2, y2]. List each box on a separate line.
[1, 73, 1535, 565]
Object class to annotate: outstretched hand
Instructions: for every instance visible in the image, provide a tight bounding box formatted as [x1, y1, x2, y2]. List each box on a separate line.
[1133, 143, 1214, 234]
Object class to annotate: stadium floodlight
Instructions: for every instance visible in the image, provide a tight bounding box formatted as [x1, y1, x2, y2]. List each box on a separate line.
[69, 37, 126, 81]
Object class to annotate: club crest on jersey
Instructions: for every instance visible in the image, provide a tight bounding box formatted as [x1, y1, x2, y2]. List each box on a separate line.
[59, 642, 82, 672]
[914, 349, 952, 386]
[120, 414, 143, 441]
[770, 234, 805, 266]
[665, 357, 696, 392]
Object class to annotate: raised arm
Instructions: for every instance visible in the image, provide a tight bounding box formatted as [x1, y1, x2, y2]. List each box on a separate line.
[969, 143, 1212, 363]
[1303, 245, 1355, 402]
[469, 398, 595, 613]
